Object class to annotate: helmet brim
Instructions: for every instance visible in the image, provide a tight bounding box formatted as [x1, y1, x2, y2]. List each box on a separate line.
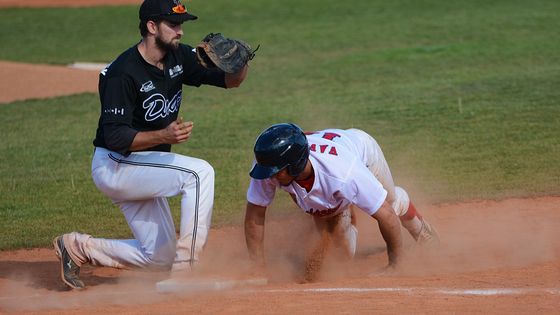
[249, 164, 283, 180]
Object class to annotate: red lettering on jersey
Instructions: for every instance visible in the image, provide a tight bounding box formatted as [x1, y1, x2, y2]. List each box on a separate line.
[304, 131, 318, 135]
[310, 143, 338, 156]
[322, 132, 341, 141]
[305, 202, 343, 217]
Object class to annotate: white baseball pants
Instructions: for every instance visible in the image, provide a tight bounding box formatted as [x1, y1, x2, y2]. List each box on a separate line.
[63, 147, 214, 270]
[346, 128, 411, 217]
[347, 128, 424, 237]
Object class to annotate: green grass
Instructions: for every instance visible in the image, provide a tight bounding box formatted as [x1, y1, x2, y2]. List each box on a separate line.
[1, 0, 559, 249]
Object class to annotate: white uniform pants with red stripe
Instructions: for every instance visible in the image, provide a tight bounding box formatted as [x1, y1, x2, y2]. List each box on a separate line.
[63, 147, 214, 270]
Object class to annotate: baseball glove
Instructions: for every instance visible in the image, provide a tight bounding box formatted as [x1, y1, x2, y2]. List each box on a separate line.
[195, 33, 258, 73]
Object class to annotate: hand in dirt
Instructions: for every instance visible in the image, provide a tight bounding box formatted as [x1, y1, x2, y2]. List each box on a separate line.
[298, 271, 318, 284]
[301, 255, 322, 284]
[245, 262, 268, 280]
[368, 263, 401, 277]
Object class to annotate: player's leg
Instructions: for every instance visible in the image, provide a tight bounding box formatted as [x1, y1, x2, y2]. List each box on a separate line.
[91, 148, 214, 269]
[347, 129, 439, 245]
[171, 154, 215, 272]
[392, 187, 439, 245]
[55, 197, 177, 289]
[62, 197, 177, 269]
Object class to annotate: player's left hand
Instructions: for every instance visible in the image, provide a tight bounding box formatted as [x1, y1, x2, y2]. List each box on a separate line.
[195, 33, 258, 74]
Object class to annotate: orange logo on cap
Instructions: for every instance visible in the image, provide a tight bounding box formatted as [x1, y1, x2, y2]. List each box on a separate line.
[172, 4, 186, 14]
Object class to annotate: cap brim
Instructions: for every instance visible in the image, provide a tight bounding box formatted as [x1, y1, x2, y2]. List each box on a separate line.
[161, 13, 198, 23]
[249, 164, 282, 180]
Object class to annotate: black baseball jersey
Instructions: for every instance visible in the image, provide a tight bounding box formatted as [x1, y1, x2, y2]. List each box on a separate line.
[93, 43, 226, 155]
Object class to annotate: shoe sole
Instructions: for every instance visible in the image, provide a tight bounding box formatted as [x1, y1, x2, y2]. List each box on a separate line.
[52, 236, 84, 290]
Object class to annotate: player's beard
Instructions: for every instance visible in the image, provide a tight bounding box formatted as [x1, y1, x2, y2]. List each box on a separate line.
[155, 34, 180, 52]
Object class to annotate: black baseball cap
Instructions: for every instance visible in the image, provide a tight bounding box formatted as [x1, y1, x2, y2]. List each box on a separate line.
[139, 0, 198, 24]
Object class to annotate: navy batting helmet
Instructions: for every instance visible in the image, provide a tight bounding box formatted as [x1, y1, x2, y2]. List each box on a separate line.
[250, 123, 309, 180]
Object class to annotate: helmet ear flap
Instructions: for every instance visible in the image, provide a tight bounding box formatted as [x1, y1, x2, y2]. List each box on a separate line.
[287, 146, 309, 177]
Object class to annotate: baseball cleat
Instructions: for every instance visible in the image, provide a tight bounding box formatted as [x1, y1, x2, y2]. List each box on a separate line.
[416, 219, 440, 247]
[53, 236, 85, 290]
[170, 260, 196, 275]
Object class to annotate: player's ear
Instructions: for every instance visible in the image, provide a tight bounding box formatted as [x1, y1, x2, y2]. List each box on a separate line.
[146, 20, 159, 35]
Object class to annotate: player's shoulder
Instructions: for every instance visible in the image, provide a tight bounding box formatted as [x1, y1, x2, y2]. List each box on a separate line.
[305, 128, 350, 140]
[309, 153, 352, 190]
[308, 138, 355, 170]
[180, 43, 195, 52]
[306, 129, 356, 151]
[173, 43, 197, 60]
[101, 46, 142, 79]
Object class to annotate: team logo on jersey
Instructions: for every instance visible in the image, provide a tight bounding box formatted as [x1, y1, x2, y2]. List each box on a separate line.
[142, 90, 181, 121]
[168, 65, 183, 78]
[140, 81, 156, 93]
[305, 201, 343, 217]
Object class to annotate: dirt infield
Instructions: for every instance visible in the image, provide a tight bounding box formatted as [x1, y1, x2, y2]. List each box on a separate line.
[0, 0, 139, 104]
[1, 196, 559, 314]
[0, 61, 101, 104]
[1, 1, 559, 314]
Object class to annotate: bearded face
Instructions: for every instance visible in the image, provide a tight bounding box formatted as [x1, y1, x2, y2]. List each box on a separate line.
[155, 21, 182, 52]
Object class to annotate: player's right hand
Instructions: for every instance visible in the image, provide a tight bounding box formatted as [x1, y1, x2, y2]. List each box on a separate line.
[245, 263, 268, 282]
[368, 263, 402, 277]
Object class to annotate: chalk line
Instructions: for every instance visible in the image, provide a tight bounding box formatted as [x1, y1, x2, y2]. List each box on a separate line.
[258, 287, 560, 296]
[1, 286, 559, 302]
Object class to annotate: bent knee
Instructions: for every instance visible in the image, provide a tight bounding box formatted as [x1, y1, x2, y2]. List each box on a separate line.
[391, 186, 410, 216]
[180, 158, 215, 179]
[200, 160, 215, 178]
[144, 251, 175, 270]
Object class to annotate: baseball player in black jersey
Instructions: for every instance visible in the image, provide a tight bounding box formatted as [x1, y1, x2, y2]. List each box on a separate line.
[52, 0, 249, 290]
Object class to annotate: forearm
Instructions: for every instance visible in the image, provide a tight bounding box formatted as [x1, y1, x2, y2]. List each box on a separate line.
[128, 119, 192, 152]
[380, 221, 404, 267]
[128, 129, 165, 151]
[244, 202, 266, 266]
[303, 217, 332, 282]
[372, 201, 404, 267]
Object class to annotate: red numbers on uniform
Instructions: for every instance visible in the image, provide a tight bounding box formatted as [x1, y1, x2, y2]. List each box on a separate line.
[304, 131, 341, 141]
[322, 132, 341, 141]
[307, 131, 341, 156]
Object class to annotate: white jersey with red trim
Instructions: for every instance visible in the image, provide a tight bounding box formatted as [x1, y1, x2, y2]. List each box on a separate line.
[247, 129, 388, 217]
